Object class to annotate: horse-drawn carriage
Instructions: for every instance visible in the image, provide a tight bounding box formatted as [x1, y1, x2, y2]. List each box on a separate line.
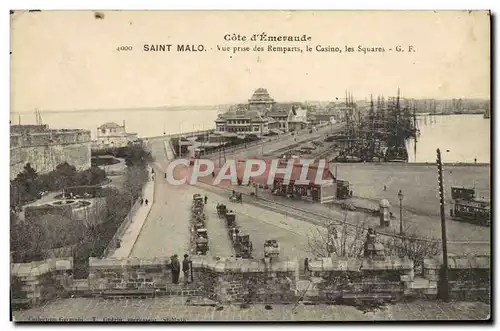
[195, 237, 209, 255]
[225, 211, 236, 227]
[264, 239, 280, 258]
[217, 203, 227, 218]
[228, 227, 240, 243]
[196, 228, 208, 240]
[229, 192, 243, 203]
[193, 193, 204, 208]
[236, 234, 253, 258]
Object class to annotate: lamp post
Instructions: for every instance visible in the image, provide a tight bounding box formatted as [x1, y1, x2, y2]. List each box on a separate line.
[398, 189, 404, 236]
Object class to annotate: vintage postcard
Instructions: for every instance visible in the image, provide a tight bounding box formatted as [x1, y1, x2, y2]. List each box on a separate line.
[10, 10, 491, 322]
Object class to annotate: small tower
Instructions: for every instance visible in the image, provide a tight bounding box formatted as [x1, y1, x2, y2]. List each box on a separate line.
[379, 198, 391, 228]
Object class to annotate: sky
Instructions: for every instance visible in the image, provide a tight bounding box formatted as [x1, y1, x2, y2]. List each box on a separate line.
[10, 10, 490, 112]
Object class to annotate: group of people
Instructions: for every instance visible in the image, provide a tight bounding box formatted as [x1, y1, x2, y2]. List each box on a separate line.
[140, 197, 149, 206]
[170, 254, 192, 284]
[231, 190, 243, 203]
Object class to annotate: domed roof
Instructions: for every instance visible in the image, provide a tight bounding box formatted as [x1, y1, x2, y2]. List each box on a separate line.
[379, 199, 391, 208]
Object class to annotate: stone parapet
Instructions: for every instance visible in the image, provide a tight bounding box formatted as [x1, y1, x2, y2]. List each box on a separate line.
[11, 258, 73, 308]
[10, 254, 491, 308]
[422, 256, 490, 302]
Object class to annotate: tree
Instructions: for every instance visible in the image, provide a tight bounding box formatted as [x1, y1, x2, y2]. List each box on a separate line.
[383, 228, 440, 274]
[10, 213, 44, 263]
[307, 212, 367, 258]
[52, 162, 77, 190]
[75, 166, 106, 186]
[124, 166, 148, 200]
[13, 163, 40, 204]
[307, 213, 440, 274]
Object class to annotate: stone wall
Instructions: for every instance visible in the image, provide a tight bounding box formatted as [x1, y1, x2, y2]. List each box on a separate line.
[308, 256, 414, 303]
[10, 126, 91, 180]
[423, 256, 490, 303]
[11, 258, 73, 308]
[190, 257, 299, 303]
[88, 257, 172, 293]
[10, 255, 491, 308]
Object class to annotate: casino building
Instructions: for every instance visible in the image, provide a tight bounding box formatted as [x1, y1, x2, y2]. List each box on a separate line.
[214, 88, 309, 136]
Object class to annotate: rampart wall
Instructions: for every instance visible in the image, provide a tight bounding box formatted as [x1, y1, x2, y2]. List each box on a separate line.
[10, 125, 91, 180]
[10, 255, 490, 308]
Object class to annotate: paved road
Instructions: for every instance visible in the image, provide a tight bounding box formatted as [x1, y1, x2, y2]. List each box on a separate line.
[13, 297, 490, 321]
[203, 200, 235, 257]
[129, 141, 192, 258]
[202, 125, 337, 164]
[132, 128, 338, 261]
[208, 190, 318, 262]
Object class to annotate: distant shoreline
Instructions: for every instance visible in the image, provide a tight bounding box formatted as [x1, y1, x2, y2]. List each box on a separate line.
[333, 162, 490, 167]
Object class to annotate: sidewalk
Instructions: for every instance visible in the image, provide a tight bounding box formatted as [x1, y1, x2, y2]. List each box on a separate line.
[164, 140, 175, 160]
[110, 173, 155, 258]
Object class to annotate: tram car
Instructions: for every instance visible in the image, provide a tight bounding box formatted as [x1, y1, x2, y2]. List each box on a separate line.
[450, 187, 491, 226]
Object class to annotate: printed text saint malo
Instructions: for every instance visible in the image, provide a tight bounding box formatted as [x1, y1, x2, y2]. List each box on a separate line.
[143, 44, 206, 52]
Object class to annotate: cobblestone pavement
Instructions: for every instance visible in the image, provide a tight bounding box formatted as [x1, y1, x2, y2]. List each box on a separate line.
[13, 297, 490, 321]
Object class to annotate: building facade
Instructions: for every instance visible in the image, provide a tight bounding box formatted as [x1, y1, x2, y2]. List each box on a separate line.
[95, 122, 138, 149]
[215, 105, 269, 136]
[272, 161, 338, 203]
[215, 88, 310, 136]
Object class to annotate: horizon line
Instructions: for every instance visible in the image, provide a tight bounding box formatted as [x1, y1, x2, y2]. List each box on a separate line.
[11, 96, 490, 115]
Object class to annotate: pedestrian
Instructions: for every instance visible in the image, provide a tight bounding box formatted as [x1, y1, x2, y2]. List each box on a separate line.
[145, 199, 149, 205]
[140, 198, 144, 205]
[165, 173, 167, 179]
[204, 195, 208, 205]
[183, 254, 191, 284]
[384, 185, 387, 191]
[304, 257, 310, 274]
[171, 255, 180, 284]
[474, 157, 477, 164]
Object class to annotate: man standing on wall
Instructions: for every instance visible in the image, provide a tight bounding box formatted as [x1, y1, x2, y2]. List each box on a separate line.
[171, 255, 180, 284]
[183, 254, 191, 284]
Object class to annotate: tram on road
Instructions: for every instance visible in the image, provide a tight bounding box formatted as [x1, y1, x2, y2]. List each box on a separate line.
[450, 187, 490, 226]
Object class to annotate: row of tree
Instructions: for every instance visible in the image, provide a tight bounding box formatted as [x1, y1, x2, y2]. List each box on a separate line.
[307, 213, 440, 274]
[10, 145, 153, 277]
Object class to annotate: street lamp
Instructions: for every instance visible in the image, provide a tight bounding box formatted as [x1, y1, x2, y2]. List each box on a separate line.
[398, 190, 404, 236]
